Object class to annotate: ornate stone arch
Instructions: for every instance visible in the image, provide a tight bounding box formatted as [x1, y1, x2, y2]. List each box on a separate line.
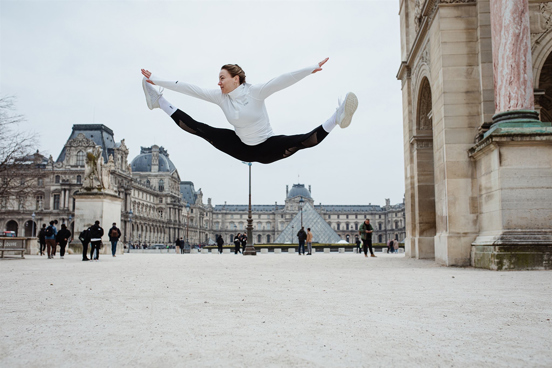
[532, 26, 552, 122]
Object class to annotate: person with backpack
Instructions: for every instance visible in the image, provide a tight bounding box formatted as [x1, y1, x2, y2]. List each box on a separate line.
[38, 223, 47, 256]
[55, 223, 72, 259]
[79, 227, 91, 261]
[297, 227, 307, 255]
[108, 222, 121, 257]
[44, 220, 58, 259]
[89, 220, 104, 261]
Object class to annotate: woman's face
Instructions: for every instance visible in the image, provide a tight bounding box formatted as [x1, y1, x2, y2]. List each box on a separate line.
[218, 69, 240, 94]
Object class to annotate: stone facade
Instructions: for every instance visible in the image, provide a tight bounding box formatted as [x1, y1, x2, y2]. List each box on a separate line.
[398, 0, 552, 269]
[1, 125, 405, 247]
[213, 184, 405, 245]
[0, 124, 211, 247]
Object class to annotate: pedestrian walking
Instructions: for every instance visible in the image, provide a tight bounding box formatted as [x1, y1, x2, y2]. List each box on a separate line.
[55, 223, 72, 259]
[108, 222, 121, 257]
[306, 228, 313, 255]
[355, 237, 362, 254]
[359, 219, 376, 258]
[89, 220, 104, 261]
[45, 220, 58, 259]
[387, 239, 394, 254]
[216, 235, 224, 254]
[234, 233, 241, 254]
[38, 223, 47, 256]
[297, 227, 307, 255]
[79, 227, 91, 261]
[240, 233, 248, 253]
[393, 239, 399, 254]
[175, 238, 181, 254]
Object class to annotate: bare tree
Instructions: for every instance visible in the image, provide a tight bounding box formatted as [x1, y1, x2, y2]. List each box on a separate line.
[0, 96, 44, 204]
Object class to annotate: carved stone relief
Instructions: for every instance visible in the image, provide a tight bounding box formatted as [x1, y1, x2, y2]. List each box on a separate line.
[530, 3, 552, 49]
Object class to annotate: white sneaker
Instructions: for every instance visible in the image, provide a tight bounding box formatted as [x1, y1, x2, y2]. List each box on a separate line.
[60, 256, 64, 259]
[142, 77, 163, 110]
[336, 92, 358, 129]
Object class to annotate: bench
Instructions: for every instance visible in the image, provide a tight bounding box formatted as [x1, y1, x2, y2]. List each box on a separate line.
[0, 238, 26, 259]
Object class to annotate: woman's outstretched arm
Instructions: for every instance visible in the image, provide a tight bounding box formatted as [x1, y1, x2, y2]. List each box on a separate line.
[141, 69, 222, 105]
[249, 58, 329, 100]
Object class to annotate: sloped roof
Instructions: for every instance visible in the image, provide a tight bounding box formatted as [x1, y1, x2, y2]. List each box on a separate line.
[57, 124, 116, 163]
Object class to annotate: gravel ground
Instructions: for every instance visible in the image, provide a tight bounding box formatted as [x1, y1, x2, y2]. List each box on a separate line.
[1, 253, 551, 368]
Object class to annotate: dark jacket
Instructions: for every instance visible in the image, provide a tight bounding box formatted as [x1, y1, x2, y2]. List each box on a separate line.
[79, 229, 90, 245]
[38, 228, 46, 243]
[88, 224, 104, 240]
[359, 222, 374, 241]
[240, 234, 247, 246]
[216, 236, 224, 247]
[56, 228, 72, 245]
[234, 236, 241, 246]
[108, 226, 121, 241]
[297, 229, 307, 242]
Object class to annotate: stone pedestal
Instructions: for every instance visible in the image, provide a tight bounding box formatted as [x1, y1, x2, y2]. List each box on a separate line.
[470, 130, 552, 270]
[74, 191, 123, 255]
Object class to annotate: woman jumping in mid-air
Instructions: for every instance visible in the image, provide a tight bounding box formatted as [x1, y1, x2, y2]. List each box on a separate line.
[140, 58, 357, 164]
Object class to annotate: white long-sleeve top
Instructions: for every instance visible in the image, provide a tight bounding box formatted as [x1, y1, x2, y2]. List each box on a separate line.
[149, 64, 319, 146]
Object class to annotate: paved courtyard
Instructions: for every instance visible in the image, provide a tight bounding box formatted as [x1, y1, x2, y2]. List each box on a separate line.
[1, 253, 551, 367]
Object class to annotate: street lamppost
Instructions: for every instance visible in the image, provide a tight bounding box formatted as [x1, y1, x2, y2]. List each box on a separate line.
[299, 196, 304, 228]
[242, 162, 256, 255]
[185, 203, 190, 253]
[291, 225, 294, 244]
[128, 209, 133, 253]
[31, 212, 35, 237]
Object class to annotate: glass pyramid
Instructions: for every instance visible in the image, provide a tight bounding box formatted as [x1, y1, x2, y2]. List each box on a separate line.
[275, 202, 341, 244]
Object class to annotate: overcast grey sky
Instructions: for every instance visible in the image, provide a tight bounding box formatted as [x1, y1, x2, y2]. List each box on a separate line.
[1, 0, 403, 207]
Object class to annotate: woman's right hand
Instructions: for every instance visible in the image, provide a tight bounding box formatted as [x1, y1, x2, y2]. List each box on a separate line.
[141, 69, 155, 85]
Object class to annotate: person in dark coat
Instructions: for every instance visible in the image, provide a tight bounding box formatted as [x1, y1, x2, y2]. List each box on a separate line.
[216, 235, 224, 254]
[297, 227, 307, 255]
[240, 233, 248, 253]
[38, 224, 47, 256]
[108, 222, 122, 257]
[234, 233, 241, 254]
[88, 220, 104, 261]
[55, 223, 72, 259]
[79, 227, 91, 261]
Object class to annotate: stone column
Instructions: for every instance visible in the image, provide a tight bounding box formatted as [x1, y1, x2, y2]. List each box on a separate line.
[488, 0, 546, 132]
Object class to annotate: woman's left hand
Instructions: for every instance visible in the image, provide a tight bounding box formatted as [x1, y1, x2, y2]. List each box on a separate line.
[312, 57, 329, 74]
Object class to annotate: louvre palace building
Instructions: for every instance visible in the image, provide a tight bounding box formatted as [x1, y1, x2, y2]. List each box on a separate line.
[1, 124, 405, 246]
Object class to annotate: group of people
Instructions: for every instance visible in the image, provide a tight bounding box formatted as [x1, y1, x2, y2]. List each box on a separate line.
[37, 219, 121, 261]
[296, 227, 313, 255]
[233, 233, 248, 254]
[38, 220, 72, 259]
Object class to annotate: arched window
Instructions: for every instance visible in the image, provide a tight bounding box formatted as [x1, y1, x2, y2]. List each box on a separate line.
[76, 151, 85, 166]
[257, 234, 261, 243]
[159, 179, 164, 192]
[378, 235, 382, 243]
[337, 223, 341, 230]
[229, 234, 233, 243]
[267, 234, 271, 243]
[76, 175, 82, 184]
[55, 175, 60, 184]
[378, 223, 382, 230]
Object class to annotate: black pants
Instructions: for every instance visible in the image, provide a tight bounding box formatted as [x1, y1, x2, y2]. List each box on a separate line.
[218, 245, 223, 254]
[298, 240, 305, 254]
[90, 241, 101, 260]
[234, 243, 240, 254]
[171, 109, 329, 164]
[59, 242, 67, 257]
[82, 242, 89, 260]
[362, 238, 373, 256]
[40, 241, 46, 255]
